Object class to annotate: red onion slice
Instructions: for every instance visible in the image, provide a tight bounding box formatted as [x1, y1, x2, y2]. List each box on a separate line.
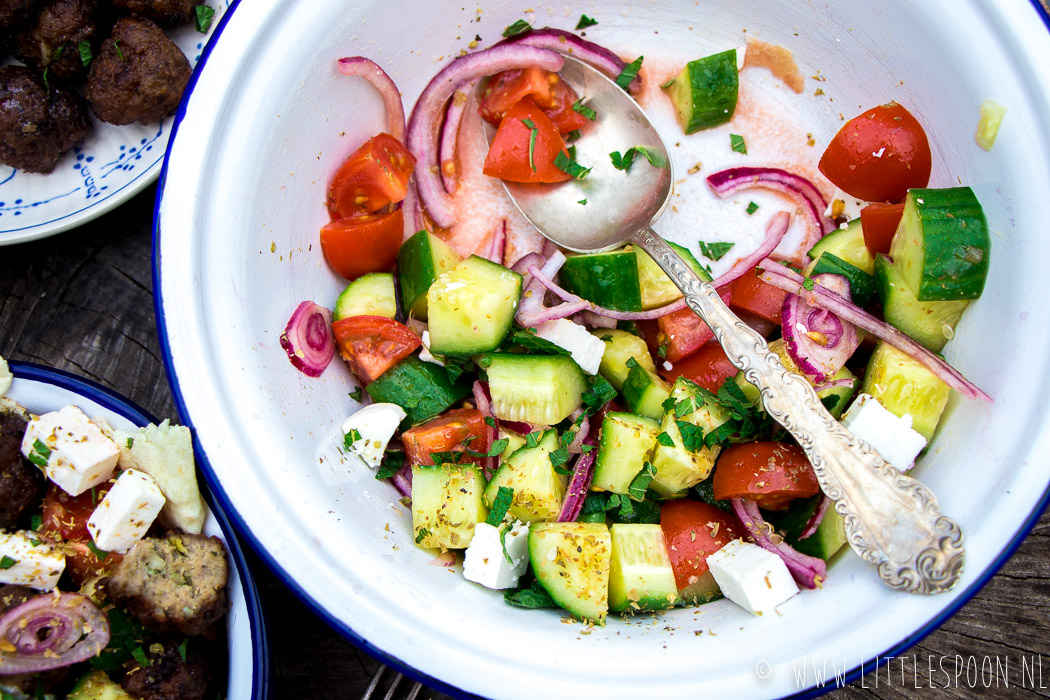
[391, 462, 412, 499]
[280, 301, 335, 377]
[707, 167, 834, 259]
[758, 260, 991, 401]
[480, 219, 507, 264]
[406, 45, 564, 229]
[502, 28, 639, 92]
[573, 310, 617, 329]
[438, 79, 477, 193]
[472, 380, 499, 476]
[811, 377, 856, 394]
[710, 211, 791, 289]
[527, 264, 688, 320]
[0, 593, 110, 674]
[336, 57, 407, 143]
[731, 497, 826, 589]
[799, 494, 831, 540]
[781, 273, 860, 382]
[557, 442, 597, 522]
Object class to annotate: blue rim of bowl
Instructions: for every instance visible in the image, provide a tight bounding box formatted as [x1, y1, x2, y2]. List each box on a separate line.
[152, 1, 1050, 698]
[7, 360, 271, 700]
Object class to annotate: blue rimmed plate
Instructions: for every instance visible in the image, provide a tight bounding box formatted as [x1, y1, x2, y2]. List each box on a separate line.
[0, 2, 231, 246]
[4, 361, 269, 699]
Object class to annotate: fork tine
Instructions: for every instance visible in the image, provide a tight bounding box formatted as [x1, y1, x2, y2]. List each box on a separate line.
[361, 664, 387, 700]
[404, 681, 423, 700]
[381, 672, 404, 700]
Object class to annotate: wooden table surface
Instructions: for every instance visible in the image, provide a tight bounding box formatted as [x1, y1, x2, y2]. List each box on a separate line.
[1, 184, 1048, 699]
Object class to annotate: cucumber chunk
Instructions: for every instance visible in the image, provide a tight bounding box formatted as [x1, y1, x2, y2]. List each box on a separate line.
[663, 49, 738, 134]
[621, 364, 672, 421]
[650, 378, 728, 496]
[529, 522, 611, 624]
[484, 429, 564, 522]
[608, 523, 678, 612]
[334, 272, 398, 321]
[768, 494, 847, 561]
[593, 412, 659, 494]
[484, 354, 588, 425]
[635, 242, 712, 309]
[69, 670, 136, 700]
[560, 249, 642, 311]
[807, 251, 877, 308]
[365, 356, 472, 427]
[398, 230, 461, 320]
[889, 187, 990, 301]
[592, 329, 656, 390]
[412, 464, 488, 549]
[818, 365, 857, 419]
[806, 218, 874, 273]
[860, 342, 950, 441]
[427, 255, 522, 356]
[874, 254, 968, 352]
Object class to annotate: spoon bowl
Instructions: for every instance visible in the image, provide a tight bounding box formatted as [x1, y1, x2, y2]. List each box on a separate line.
[499, 54, 965, 595]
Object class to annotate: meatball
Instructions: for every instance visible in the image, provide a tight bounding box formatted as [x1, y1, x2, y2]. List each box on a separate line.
[85, 16, 189, 125]
[107, 533, 228, 637]
[0, 65, 91, 173]
[0, 406, 45, 528]
[14, 0, 104, 82]
[0, 0, 44, 31]
[108, 0, 195, 25]
[121, 640, 214, 700]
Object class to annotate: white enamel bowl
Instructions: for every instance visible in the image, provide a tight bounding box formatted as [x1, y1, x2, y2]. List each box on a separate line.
[5, 362, 269, 699]
[156, 1, 1050, 697]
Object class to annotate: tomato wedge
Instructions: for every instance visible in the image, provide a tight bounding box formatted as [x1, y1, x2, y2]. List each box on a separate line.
[479, 68, 588, 135]
[327, 133, 416, 219]
[483, 98, 571, 184]
[728, 267, 789, 325]
[638, 288, 732, 364]
[661, 500, 744, 602]
[818, 101, 932, 203]
[331, 315, 421, 384]
[659, 340, 738, 391]
[320, 209, 403, 281]
[402, 408, 491, 467]
[860, 202, 905, 256]
[40, 483, 123, 585]
[712, 441, 819, 510]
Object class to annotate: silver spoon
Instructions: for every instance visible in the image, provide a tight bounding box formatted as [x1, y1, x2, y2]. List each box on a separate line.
[499, 54, 964, 594]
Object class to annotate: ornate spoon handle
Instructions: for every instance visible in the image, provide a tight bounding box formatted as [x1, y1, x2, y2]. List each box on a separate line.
[630, 227, 964, 594]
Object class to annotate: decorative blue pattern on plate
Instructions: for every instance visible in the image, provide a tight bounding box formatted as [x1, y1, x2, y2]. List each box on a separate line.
[0, 1, 231, 245]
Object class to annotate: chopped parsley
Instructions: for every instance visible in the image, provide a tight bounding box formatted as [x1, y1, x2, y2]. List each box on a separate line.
[571, 98, 596, 121]
[415, 528, 431, 544]
[501, 328, 569, 356]
[657, 343, 668, 359]
[126, 437, 135, 449]
[30, 514, 42, 532]
[484, 416, 496, 428]
[578, 199, 588, 205]
[655, 431, 675, 447]
[42, 67, 51, 93]
[675, 420, 705, 452]
[114, 40, 124, 61]
[699, 240, 735, 262]
[575, 14, 598, 29]
[524, 431, 543, 449]
[177, 638, 189, 661]
[746, 201, 760, 215]
[674, 397, 696, 418]
[86, 540, 109, 562]
[502, 19, 532, 37]
[348, 387, 364, 402]
[661, 396, 677, 412]
[0, 556, 16, 570]
[625, 356, 639, 369]
[195, 4, 215, 33]
[803, 276, 816, 291]
[375, 451, 405, 480]
[486, 486, 514, 526]
[520, 118, 538, 172]
[343, 428, 363, 449]
[609, 146, 668, 172]
[548, 444, 571, 474]
[566, 129, 582, 143]
[553, 151, 591, 180]
[627, 462, 657, 501]
[580, 374, 617, 415]
[504, 579, 556, 609]
[131, 646, 150, 668]
[30, 439, 51, 468]
[730, 133, 748, 154]
[615, 56, 643, 90]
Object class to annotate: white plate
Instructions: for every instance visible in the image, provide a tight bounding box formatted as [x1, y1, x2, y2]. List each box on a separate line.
[157, 1, 1050, 698]
[4, 361, 269, 699]
[0, 2, 231, 246]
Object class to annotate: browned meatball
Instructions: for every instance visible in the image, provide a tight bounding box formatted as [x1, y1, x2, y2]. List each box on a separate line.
[0, 409, 45, 529]
[14, 0, 104, 82]
[121, 640, 215, 700]
[107, 533, 228, 637]
[108, 0, 195, 25]
[85, 16, 189, 125]
[0, 65, 91, 173]
[0, 0, 44, 30]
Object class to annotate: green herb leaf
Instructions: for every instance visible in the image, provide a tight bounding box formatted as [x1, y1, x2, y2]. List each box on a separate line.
[177, 638, 188, 661]
[730, 133, 747, 154]
[675, 421, 705, 452]
[502, 19, 532, 37]
[51, 46, 64, 61]
[803, 276, 815, 291]
[553, 151, 591, 180]
[655, 432, 674, 447]
[195, 4, 215, 32]
[486, 486, 514, 526]
[125, 437, 135, 449]
[0, 556, 17, 570]
[27, 451, 47, 468]
[571, 98, 596, 121]
[415, 528, 431, 544]
[548, 445, 571, 473]
[674, 397, 696, 419]
[375, 451, 405, 480]
[77, 40, 93, 67]
[657, 343, 668, 359]
[484, 416, 496, 427]
[30, 514, 42, 531]
[600, 334, 613, 342]
[521, 118, 538, 172]
[581, 374, 617, 415]
[746, 201, 759, 215]
[577, 199, 588, 205]
[348, 387, 364, 402]
[131, 646, 150, 668]
[465, 438, 510, 459]
[343, 428, 363, 449]
[627, 463, 657, 500]
[615, 56, 643, 90]
[86, 540, 109, 562]
[114, 40, 124, 61]
[699, 241, 735, 262]
[625, 356, 639, 369]
[661, 396, 677, 412]
[501, 328, 570, 356]
[504, 579, 556, 608]
[32, 439, 51, 460]
[660, 77, 676, 89]
[566, 129, 581, 143]
[575, 14, 598, 29]
[524, 431, 542, 449]
[609, 146, 668, 172]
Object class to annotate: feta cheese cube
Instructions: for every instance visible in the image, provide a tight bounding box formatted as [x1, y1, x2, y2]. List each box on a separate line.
[463, 520, 530, 589]
[822, 187, 869, 221]
[341, 403, 406, 468]
[707, 539, 798, 614]
[534, 319, 606, 375]
[87, 469, 166, 553]
[841, 393, 927, 471]
[419, 330, 445, 367]
[0, 531, 65, 590]
[21, 405, 119, 496]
